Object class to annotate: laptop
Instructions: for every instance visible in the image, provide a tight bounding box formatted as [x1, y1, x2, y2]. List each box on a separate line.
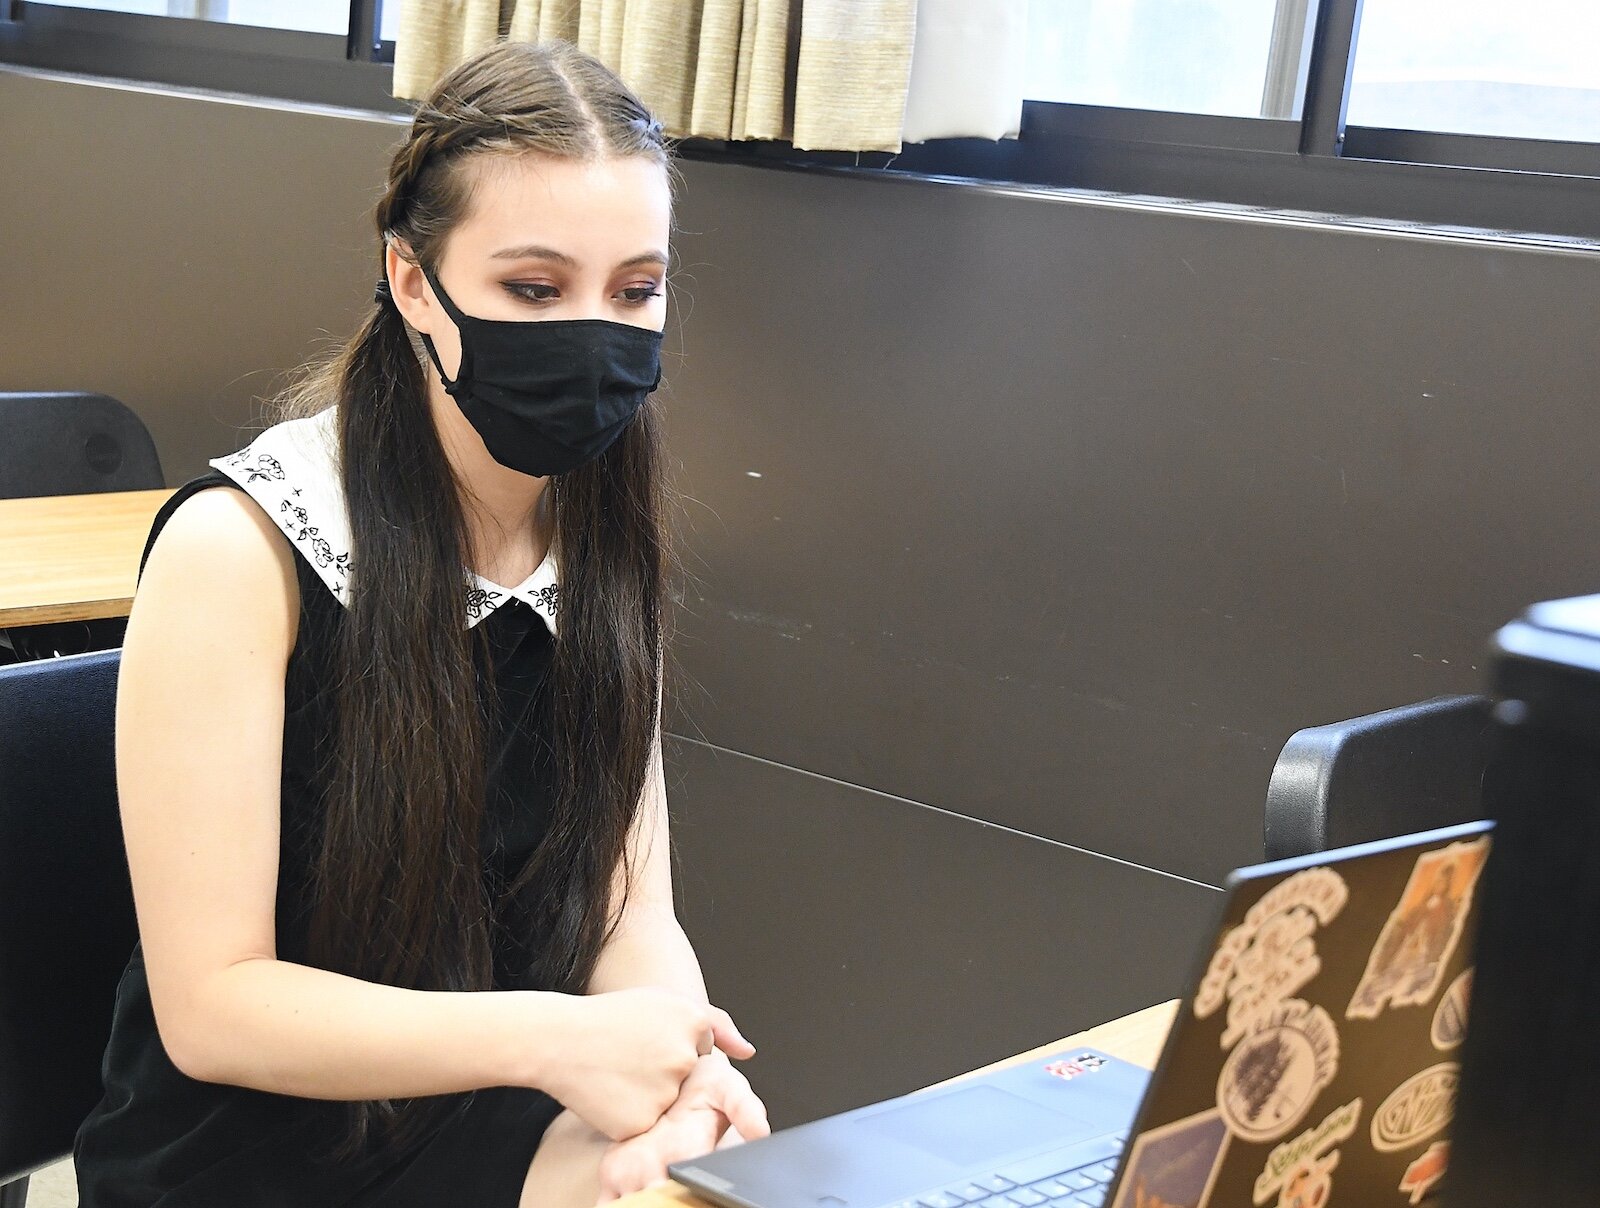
[671, 820, 1491, 1208]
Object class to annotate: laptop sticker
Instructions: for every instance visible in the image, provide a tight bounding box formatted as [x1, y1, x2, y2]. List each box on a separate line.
[1108, 1107, 1230, 1208]
[1370, 1062, 1458, 1153]
[1346, 837, 1490, 1021]
[1043, 1052, 1108, 1083]
[1398, 1140, 1450, 1204]
[1195, 868, 1349, 1049]
[1271, 1150, 1337, 1208]
[1430, 969, 1472, 1051]
[1216, 999, 1340, 1143]
[1252, 1098, 1362, 1206]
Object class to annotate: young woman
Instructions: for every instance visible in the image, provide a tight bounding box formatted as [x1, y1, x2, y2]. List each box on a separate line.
[72, 39, 768, 1208]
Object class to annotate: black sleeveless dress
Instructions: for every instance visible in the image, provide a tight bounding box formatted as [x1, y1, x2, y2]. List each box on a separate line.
[73, 454, 568, 1206]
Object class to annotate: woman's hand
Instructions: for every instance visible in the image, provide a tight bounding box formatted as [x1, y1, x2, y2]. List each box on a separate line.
[537, 987, 755, 1142]
[594, 1050, 771, 1203]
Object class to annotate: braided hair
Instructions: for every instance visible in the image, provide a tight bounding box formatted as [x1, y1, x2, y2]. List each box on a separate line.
[272, 40, 676, 1167]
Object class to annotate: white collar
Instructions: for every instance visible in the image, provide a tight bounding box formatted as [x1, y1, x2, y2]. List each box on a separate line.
[208, 407, 559, 633]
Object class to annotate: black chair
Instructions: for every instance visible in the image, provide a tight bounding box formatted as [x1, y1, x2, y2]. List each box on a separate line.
[0, 649, 139, 1206]
[0, 392, 163, 501]
[0, 392, 164, 664]
[1263, 694, 1496, 861]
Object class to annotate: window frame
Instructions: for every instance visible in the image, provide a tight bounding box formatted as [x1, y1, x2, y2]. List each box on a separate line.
[1344, 126, 1600, 179]
[0, 0, 404, 113]
[2, 0, 1597, 241]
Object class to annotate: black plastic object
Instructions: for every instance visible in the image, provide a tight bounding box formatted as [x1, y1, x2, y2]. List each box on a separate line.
[0, 619, 129, 665]
[0, 392, 163, 500]
[1447, 595, 1600, 1208]
[1263, 695, 1495, 860]
[0, 649, 137, 1190]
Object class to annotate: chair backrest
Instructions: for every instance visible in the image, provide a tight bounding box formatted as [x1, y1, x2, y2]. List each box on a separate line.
[0, 649, 137, 1185]
[1263, 694, 1495, 861]
[0, 392, 164, 499]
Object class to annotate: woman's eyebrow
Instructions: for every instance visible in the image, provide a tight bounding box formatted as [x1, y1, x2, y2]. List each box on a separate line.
[490, 243, 577, 264]
[489, 244, 669, 270]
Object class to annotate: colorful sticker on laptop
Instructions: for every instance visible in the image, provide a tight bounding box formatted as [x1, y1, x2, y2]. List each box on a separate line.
[1273, 1150, 1339, 1208]
[1044, 1052, 1108, 1083]
[1109, 1107, 1230, 1208]
[1399, 1140, 1450, 1204]
[1371, 1062, 1458, 1153]
[1431, 969, 1472, 1051]
[1195, 867, 1349, 1049]
[1217, 999, 1340, 1143]
[1346, 837, 1490, 1021]
[1252, 1098, 1362, 1205]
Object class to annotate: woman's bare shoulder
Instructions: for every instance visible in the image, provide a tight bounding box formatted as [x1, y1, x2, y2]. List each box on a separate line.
[134, 483, 300, 661]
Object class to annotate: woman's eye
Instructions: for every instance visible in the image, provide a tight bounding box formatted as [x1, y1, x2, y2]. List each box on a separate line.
[506, 282, 559, 302]
[504, 282, 662, 305]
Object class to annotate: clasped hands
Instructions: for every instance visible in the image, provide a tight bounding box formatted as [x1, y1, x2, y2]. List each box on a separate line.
[594, 1027, 770, 1202]
[563, 992, 768, 1203]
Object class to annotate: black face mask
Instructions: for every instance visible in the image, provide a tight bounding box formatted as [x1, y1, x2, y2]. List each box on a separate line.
[416, 262, 663, 477]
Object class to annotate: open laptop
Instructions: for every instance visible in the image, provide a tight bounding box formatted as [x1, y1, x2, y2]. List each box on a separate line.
[672, 820, 1490, 1208]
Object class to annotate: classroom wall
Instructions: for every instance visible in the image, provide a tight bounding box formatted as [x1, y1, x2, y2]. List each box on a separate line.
[5, 66, 1599, 1127]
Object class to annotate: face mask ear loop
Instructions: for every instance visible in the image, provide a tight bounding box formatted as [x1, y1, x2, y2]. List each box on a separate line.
[419, 261, 473, 397]
[418, 333, 460, 398]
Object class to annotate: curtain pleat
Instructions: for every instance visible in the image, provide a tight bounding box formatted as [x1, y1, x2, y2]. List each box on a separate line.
[732, 0, 796, 142]
[687, 0, 743, 140]
[792, 0, 916, 151]
[588, 0, 630, 68]
[392, 0, 1020, 152]
[617, 0, 705, 134]
[392, 0, 511, 102]
[507, 0, 581, 45]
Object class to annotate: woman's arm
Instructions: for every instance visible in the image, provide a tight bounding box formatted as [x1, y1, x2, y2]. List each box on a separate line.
[183, 960, 565, 1098]
[123, 489, 567, 1101]
[585, 733, 710, 1002]
[583, 713, 770, 1194]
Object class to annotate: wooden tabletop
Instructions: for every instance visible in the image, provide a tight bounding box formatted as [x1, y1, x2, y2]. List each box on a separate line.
[0, 488, 174, 627]
[613, 1000, 1180, 1208]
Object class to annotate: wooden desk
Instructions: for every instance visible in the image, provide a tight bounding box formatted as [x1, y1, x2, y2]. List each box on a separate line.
[614, 1000, 1180, 1208]
[0, 489, 173, 626]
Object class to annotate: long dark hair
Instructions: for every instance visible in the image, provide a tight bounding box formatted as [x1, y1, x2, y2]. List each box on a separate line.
[271, 40, 675, 1164]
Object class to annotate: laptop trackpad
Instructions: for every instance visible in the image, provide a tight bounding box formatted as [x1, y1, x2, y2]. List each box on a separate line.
[854, 1085, 1097, 1168]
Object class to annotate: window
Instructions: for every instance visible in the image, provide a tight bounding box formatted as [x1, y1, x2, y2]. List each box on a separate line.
[39, 0, 348, 35]
[1024, 0, 1315, 119]
[378, 0, 399, 45]
[1349, 0, 1600, 144]
[4, 0, 1598, 239]
[2, 2, 398, 110]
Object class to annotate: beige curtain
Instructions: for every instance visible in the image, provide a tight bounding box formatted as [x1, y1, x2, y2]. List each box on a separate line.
[392, 0, 918, 152]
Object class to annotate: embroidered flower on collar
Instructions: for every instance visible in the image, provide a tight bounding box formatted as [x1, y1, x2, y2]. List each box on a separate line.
[209, 407, 559, 634]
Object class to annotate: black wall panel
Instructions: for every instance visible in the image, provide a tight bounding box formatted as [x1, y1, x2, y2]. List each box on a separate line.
[659, 163, 1600, 883]
[0, 69, 399, 478]
[663, 736, 1218, 1127]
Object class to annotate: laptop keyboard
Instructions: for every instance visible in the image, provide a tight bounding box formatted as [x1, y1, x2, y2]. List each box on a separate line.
[885, 1134, 1126, 1208]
